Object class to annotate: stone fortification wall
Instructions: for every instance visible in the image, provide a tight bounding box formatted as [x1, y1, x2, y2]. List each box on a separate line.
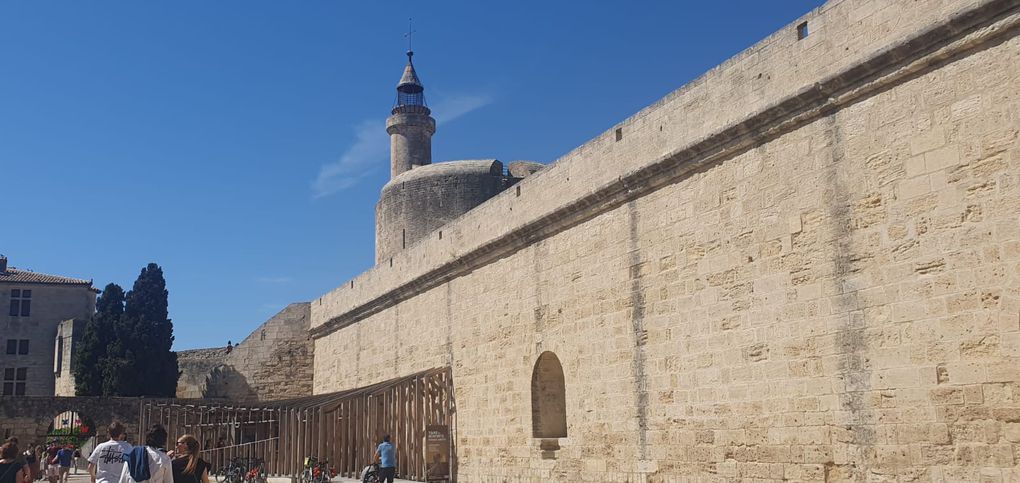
[176, 303, 313, 401]
[312, 0, 1020, 480]
[176, 347, 227, 399]
[375, 160, 516, 264]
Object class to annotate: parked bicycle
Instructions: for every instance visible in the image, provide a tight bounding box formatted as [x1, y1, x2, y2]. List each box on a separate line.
[213, 458, 245, 483]
[244, 457, 267, 483]
[299, 456, 336, 483]
[214, 457, 266, 483]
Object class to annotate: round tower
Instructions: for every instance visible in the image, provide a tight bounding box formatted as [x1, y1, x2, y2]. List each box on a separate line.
[375, 50, 533, 265]
[386, 51, 436, 178]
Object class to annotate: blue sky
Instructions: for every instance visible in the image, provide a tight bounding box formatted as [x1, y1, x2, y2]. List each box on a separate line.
[0, 0, 825, 350]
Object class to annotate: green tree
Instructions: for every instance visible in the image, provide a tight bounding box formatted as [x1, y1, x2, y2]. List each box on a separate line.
[72, 283, 124, 396]
[121, 263, 179, 397]
[73, 263, 180, 397]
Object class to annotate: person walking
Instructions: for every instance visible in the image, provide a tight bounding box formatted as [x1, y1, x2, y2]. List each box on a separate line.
[0, 443, 29, 483]
[118, 425, 171, 483]
[44, 445, 58, 483]
[54, 446, 73, 483]
[88, 422, 132, 483]
[169, 436, 208, 483]
[373, 435, 395, 483]
[21, 447, 37, 483]
[72, 449, 82, 476]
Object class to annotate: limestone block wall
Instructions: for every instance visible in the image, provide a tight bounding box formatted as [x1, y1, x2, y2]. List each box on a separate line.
[0, 285, 96, 396]
[176, 347, 228, 399]
[53, 319, 85, 397]
[176, 303, 313, 401]
[376, 160, 515, 264]
[0, 396, 139, 446]
[312, 0, 1020, 480]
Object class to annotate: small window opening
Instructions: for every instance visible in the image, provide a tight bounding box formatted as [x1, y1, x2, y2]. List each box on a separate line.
[797, 21, 809, 40]
[438, 231, 443, 240]
[350, 280, 354, 289]
[615, 128, 623, 141]
[532, 351, 567, 438]
[516, 186, 521, 197]
[389, 258, 393, 267]
[402, 229, 406, 249]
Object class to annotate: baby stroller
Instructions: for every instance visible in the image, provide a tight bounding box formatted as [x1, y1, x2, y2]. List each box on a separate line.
[360, 462, 380, 483]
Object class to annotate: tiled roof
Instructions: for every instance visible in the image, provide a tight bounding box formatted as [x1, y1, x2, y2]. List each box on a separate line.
[0, 267, 92, 286]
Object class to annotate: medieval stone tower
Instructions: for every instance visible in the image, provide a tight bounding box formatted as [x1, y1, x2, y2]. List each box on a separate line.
[385, 51, 435, 178]
[375, 50, 542, 264]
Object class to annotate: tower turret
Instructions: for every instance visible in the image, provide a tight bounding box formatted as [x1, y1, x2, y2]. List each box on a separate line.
[386, 51, 436, 178]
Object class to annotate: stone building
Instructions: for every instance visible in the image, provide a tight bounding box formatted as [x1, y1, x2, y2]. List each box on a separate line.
[375, 51, 543, 264]
[176, 302, 313, 401]
[0, 256, 96, 397]
[307, 0, 1020, 480]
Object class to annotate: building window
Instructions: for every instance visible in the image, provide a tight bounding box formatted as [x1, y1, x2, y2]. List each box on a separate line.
[55, 337, 64, 374]
[5, 340, 28, 355]
[797, 21, 809, 40]
[2, 367, 27, 396]
[531, 351, 567, 438]
[8, 289, 31, 317]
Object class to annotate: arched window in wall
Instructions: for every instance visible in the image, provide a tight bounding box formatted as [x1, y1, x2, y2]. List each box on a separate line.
[531, 351, 567, 438]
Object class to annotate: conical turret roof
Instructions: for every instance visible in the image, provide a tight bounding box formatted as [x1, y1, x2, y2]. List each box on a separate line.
[397, 51, 424, 93]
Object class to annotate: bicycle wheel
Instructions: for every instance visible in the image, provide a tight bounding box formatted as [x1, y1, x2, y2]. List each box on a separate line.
[213, 469, 228, 483]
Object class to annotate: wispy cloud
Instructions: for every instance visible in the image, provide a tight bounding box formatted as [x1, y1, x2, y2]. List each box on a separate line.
[255, 276, 293, 284]
[311, 120, 387, 198]
[432, 93, 493, 125]
[311, 93, 494, 199]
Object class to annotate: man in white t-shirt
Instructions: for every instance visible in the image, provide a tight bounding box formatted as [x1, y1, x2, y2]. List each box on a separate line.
[88, 422, 132, 483]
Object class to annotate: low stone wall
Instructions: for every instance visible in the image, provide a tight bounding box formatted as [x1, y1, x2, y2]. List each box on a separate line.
[0, 396, 139, 446]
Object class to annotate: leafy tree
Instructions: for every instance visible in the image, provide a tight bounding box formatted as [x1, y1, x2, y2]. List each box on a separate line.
[72, 283, 124, 396]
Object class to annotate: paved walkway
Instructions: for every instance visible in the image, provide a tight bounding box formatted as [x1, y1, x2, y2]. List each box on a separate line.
[63, 467, 417, 483]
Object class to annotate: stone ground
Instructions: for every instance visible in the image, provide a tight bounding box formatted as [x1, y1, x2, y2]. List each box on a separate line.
[62, 467, 415, 483]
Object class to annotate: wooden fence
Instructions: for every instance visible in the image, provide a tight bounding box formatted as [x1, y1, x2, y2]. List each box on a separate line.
[141, 367, 455, 481]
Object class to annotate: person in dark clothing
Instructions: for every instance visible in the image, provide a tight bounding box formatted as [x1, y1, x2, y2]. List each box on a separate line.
[169, 435, 209, 483]
[0, 443, 28, 483]
[21, 448, 36, 483]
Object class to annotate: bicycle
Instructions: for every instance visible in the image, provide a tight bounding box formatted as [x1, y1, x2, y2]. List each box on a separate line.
[244, 458, 267, 483]
[299, 456, 336, 483]
[360, 462, 380, 483]
[213, 458, 246, 483]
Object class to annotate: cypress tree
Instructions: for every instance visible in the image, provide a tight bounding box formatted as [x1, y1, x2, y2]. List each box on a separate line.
[72, 283, 124, 396]
[122, 263, 179, 397]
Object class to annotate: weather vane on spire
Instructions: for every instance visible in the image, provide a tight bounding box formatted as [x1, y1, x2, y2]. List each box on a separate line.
[404, 17, 415, 58]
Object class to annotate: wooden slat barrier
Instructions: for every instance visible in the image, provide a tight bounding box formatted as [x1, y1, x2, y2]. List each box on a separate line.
[141, 367, 454, 482]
